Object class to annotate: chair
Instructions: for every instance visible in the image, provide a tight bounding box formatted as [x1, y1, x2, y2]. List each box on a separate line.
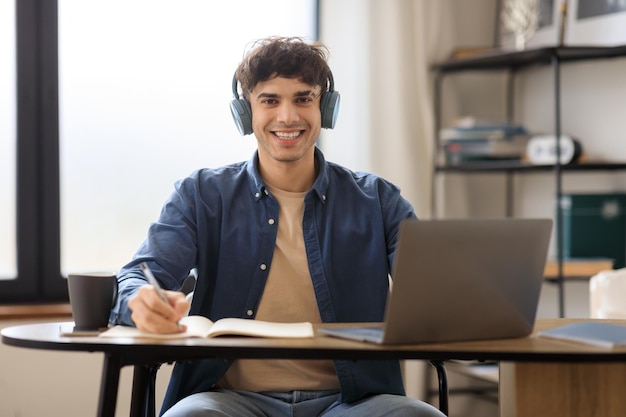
[429, 360, 449, 415]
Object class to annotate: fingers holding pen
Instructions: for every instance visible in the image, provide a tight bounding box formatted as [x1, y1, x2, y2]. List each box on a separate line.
[129, 285, 189, 334]
[134, 262, 190, 333]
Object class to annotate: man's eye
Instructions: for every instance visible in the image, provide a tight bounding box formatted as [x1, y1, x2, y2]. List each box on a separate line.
[261, 99, 278, 105]
[296, 97, 314, 104]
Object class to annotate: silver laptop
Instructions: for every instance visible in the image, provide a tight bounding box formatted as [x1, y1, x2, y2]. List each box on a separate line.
[319, 218, 553, 344]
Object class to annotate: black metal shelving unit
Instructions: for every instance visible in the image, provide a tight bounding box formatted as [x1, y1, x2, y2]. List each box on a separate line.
[431, 45, 626, 318]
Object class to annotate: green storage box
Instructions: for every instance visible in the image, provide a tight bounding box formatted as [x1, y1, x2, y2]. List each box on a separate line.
[560, 193, 626, 269]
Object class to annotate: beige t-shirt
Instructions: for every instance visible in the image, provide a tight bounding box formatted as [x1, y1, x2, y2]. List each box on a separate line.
[217, 185, 339, 391]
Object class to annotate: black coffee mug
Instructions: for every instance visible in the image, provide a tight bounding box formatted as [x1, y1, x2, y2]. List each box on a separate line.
[67, 272, 118, 331]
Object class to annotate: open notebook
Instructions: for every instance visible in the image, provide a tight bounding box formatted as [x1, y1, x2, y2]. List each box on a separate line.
[319, 218, 552, 344]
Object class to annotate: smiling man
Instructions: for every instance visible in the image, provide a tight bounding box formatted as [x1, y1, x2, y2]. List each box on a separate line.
[110, 37, 443, 417]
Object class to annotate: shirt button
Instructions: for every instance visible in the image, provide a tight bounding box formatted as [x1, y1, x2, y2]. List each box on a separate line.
[268, 218, 275, 225]
[254, 192, 260, 198]
[246, 309, 254, 317]
[263, 189, 269, 196]
[322, 195, 326, 201]
[260, 264, 267, 271]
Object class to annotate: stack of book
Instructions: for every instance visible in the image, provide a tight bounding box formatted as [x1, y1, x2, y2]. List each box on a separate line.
[440, 118, 530, 165]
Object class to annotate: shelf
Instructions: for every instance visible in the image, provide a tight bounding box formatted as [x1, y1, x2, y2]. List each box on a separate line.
[544, 259, 614, 280]
[0, 303, 72, 320]
[431, 43, 626, 318]
[435, 161, 626, 173]
[432, 45, 626, 73]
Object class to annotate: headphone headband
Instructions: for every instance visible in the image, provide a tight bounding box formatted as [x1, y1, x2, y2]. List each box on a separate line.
[327, 70, 335, 93]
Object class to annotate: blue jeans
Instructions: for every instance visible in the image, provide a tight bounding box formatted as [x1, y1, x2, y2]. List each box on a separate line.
[161, 389, 445, 417]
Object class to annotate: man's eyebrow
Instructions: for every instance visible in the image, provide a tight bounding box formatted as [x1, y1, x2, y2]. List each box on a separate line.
[294, 90, 318, 97]
[255, 92, 279, 100]
[254, 90, 319, 100]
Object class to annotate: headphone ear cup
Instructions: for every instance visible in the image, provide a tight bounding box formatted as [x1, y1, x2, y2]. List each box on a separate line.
[320, 90, 340, 129]
[230, 98, 253, 135]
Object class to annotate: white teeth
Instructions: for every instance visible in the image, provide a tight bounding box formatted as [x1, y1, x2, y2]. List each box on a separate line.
[274, 131, 300, 139]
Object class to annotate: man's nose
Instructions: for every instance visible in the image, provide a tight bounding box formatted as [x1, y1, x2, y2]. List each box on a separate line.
[275, 102, 300, 124]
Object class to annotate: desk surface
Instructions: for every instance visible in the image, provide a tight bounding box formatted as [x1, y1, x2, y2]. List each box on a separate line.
[6, 318, 626, 417]
[4, 318, 626, 366]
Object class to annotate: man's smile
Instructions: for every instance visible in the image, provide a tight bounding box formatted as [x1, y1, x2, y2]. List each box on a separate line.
[273, 130, 304, 140]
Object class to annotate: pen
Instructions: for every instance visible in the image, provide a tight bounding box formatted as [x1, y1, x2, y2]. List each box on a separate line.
[140, 262, 183, 331]
[140, 262, 169, 304]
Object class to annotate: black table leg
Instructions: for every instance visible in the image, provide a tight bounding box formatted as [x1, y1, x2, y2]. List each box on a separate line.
[98, 353, 122, 417]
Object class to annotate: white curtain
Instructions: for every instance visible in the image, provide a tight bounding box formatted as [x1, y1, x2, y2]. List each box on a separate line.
[319, 0, 454, 219]
[366, 0, 450, 219]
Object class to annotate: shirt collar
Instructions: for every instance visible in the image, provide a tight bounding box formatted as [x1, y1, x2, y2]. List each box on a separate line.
[246, 147, 330, 204]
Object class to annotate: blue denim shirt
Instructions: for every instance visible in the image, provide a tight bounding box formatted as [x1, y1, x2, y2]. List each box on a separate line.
[110, 147, 416, 413]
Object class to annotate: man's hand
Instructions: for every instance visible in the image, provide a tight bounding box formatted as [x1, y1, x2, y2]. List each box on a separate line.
[128, 285, 190, 334]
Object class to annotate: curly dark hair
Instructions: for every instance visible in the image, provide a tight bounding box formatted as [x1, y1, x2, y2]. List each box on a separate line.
[235, 36, 331, 99]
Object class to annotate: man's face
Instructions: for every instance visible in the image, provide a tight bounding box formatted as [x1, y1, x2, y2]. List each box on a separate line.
[249, 76, 322, 165]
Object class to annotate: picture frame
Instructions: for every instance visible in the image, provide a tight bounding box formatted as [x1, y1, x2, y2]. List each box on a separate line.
[566, 0, 626, 46]
[497, 0, 565, 50]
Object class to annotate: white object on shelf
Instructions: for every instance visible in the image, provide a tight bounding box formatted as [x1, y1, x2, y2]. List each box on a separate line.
[526, 134, 582, 165]
[590, 268, 626, 319]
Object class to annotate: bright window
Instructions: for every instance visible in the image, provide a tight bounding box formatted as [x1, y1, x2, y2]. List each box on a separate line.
[0, 0, 17, 280]
[59, 0, 317, 274]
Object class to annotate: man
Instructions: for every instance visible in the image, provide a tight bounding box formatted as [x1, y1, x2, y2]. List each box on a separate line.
[111, 36, 443, 417]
